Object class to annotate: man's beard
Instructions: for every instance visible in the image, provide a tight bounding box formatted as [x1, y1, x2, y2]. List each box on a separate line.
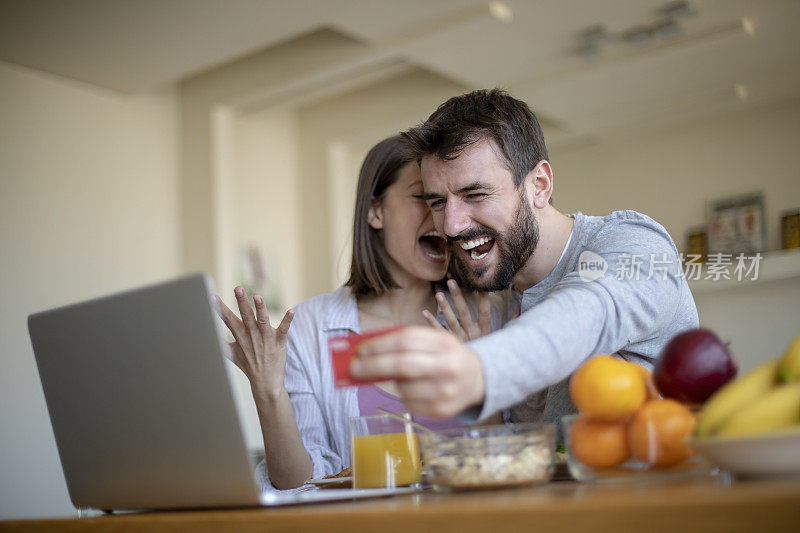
[448, 195, 539, 291]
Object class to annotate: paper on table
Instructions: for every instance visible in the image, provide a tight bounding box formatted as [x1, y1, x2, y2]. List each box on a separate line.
[260, 486, 417, 506]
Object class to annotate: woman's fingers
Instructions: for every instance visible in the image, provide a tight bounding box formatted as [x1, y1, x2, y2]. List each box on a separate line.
[215, 295, 238, 328]
[477, 292, 492, 336]
[447, 279, 482, 339]
[422, 309, 445, 330]
[446, 280, 474, 325]
[216, 295, 248, 344]
[218, 289, 292, 389]
[275, 309, 295, 341]
[234, 287, 257, 327]
[435, 292, 465, 338]
[253, 295, 294, 345]
[253, 294, 271, 334]
[234, 286, 263, 348]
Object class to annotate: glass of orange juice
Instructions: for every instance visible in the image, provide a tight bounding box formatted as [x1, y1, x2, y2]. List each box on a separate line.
[350, 414, 422, 489]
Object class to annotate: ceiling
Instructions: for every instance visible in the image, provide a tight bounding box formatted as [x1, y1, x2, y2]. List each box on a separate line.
[1, 0, 799, 149]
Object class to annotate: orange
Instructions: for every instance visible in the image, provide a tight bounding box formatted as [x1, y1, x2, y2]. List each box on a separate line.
[570, 355, 647, 420]
[569, 415, 630, 468]
[628, 362, 660, 401]
[627, 399, 697, 468]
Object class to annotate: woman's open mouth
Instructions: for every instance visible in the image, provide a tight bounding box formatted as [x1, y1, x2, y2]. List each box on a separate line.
[459, 236, 495, 261]
[419, 231, 447, 262]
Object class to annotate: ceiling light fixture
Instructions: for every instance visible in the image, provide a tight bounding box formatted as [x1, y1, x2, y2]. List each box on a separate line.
[657, 1, 695, 20]
[620, 26, 654, 44]
[734, 84, 750, 103]
[581, 24, 609, 44]
[650, 18, 681, 38]
[489, 2, 513, 24]
[575, 0, 697, 55]
[527, 16, 752, 87]
[741, 17, 756, 37]
[376, 1, 512, 50]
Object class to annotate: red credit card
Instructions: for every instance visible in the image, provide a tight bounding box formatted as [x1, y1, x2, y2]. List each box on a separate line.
[329, 326, 404, 387]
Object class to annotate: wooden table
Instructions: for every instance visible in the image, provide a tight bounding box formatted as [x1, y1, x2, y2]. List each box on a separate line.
[4, 475, 800, 532]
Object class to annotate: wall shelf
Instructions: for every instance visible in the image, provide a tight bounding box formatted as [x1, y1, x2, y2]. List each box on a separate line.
[689, 249, 800, 295]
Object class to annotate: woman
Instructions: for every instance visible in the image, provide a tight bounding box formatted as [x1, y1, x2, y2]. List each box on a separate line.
[217, 136, 517, 490]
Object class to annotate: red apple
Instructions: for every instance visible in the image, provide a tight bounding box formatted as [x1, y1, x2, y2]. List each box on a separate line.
[654, 328, 738, 404]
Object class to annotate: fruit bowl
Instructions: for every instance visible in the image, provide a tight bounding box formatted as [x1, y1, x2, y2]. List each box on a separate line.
[418, 423, 554, 491]
[561, 414, 715, 482]
[690, 429, 800, 478]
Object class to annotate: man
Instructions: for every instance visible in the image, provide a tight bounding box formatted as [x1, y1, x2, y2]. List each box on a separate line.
[350, 89, 698, 425]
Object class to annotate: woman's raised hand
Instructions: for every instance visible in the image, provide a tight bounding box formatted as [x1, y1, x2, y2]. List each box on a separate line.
[215, 286, 294, 395]
[422, 279, 492, 341]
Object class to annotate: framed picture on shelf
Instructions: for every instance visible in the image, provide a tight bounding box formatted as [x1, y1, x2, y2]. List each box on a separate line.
[706, 192, 765, 256]
[781, 210, 800, 250]
[685, 226, 708, 262]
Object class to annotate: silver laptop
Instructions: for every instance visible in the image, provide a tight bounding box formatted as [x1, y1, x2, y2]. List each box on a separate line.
[28, 274, 412, 512]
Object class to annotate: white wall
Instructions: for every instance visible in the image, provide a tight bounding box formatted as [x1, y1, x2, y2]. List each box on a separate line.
[551, 98, 800, 372]
[215, 106, 304, 452]
[231, 107, 302, 312]
[551, 98, 800, 254]
[0, 61, 180, 519]
[178, 29, 371, 283]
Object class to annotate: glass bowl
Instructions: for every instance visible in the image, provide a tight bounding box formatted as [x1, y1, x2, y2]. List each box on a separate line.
[561, 414, 715, 482]
[419, 422, 554, 491]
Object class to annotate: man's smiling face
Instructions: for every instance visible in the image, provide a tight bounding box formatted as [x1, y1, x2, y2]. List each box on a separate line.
[421, 137, 539, 291]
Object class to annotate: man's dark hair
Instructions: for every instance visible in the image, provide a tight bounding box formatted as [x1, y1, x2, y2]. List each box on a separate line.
[400, 88, 549, 188]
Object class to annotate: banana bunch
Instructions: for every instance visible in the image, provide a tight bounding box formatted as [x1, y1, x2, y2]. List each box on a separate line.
[696, 332, 800, 438]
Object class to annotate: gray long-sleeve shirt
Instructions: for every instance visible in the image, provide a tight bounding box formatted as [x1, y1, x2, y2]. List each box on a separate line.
[468, 210, 699, 428]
